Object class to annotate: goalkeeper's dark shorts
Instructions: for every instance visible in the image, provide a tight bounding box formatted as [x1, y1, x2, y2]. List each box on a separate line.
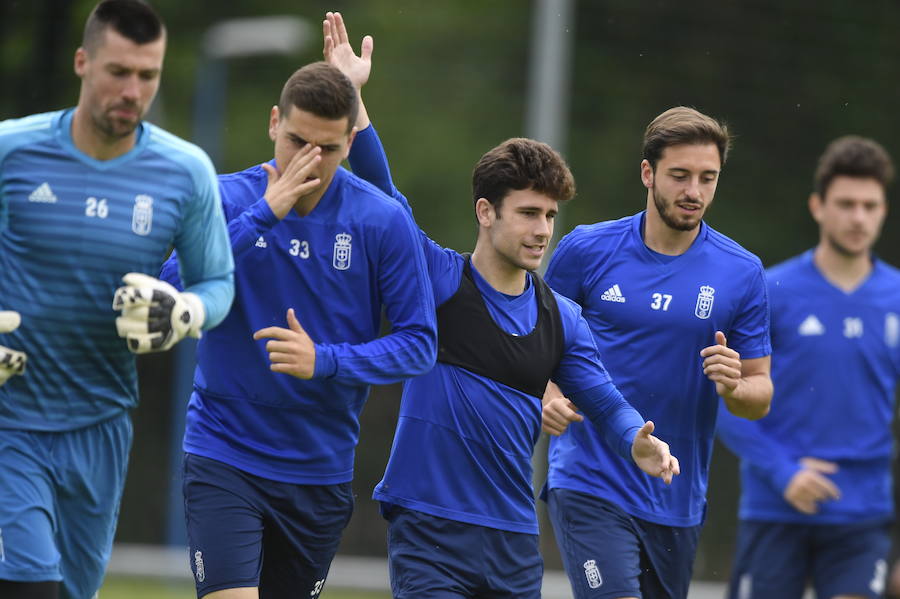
[385, 505, 542, 598]
[182, 452, 354, 599]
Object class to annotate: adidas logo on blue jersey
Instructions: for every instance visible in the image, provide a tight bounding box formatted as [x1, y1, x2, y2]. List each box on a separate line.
[798, 314, 824, 336]
[255, 236, 267, 248]
[28, 182, 58, 203]
[600, 284, 626, 303]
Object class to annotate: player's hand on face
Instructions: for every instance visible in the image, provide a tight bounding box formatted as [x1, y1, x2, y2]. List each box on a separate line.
[323, 11, 373, 90]
[631, 421, 680, 484]
[0, 311, 27, 386]
[253, 309, 316, 379]
[700, 331, 742, 397]
[783, 457, 840, 515]
[262, 145, 322, 220]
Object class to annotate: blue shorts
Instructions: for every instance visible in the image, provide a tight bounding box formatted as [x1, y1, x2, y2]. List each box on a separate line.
[728, 519, 891, 599]
[183, 453, 354, 598]
[386, 506, 542, 599]
[547, 488, 701, 599]
[0, 412, 132, 599]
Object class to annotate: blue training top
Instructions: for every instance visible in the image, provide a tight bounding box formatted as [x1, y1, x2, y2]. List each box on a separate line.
[717, 250, 900, 524]
[160, 162, 437, 485]
[350, 126, 645, 535]
[0, 109, 233, 432]
[545, 214, 771, 527]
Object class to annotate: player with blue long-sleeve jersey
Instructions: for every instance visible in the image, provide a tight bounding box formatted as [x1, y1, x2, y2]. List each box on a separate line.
[0, 3, 233, 599]
[542, 107, 773, 599]
[718, 136, 899, 599]
[325, 13, 678, 598]
[159, 61, 437, 599]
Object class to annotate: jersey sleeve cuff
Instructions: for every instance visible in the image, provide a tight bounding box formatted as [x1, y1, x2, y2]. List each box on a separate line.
[312, 343, 338, 379]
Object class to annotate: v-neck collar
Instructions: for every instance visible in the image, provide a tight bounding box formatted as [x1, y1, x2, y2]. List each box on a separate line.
[56, 108, 149, 171]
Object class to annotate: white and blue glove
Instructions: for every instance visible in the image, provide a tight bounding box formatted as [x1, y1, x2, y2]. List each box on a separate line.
[0, 311, 27, 385]
[113, 272, 205, 354]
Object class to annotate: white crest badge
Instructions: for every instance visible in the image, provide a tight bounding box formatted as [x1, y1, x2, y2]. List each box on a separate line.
[132, 194, 153, 236]
[333, 232, 352, 270]
[694, 285, 715, 319]
[194, 550, 205, 582]
[583, 559, 602, 589]
[886, 313, 899, 348]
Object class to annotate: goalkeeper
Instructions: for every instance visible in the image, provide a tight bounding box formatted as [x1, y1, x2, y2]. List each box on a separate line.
[0, 2, 233, 598]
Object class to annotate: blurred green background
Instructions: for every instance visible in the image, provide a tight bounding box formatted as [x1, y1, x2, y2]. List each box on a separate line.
[4, 0, 900, 587]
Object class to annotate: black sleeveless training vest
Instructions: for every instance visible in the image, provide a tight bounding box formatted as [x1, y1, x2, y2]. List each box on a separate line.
[436, 256, 565, 398]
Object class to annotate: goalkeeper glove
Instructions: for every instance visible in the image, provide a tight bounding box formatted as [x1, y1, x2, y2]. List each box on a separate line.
[0, 311, 27, 386]
[112, 272, 205, 354]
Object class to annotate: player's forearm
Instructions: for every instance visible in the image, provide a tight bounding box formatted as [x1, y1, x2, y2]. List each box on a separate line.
[568, 381, 644, 462]
[184, 273, 235, 330]
[313, 323, 437, 384]
[348, 124, 396, 200]
[722, 373, 772, 420]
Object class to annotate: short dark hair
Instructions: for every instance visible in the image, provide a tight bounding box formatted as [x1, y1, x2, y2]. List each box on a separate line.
[278, 62, 358, 134]
[814, 135, 894, 198]
[643, 107, 731, 170]
[83, 0, 165, 52]
[472, 138, 576, 211]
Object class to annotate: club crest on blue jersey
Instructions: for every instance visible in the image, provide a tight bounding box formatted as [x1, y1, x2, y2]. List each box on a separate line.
[333, 232, 352, 270]
[131, 194, 153, 236]
[583, 559, 602, 588]
[694, 285, 715, 319]
[886, 313, 899, 348]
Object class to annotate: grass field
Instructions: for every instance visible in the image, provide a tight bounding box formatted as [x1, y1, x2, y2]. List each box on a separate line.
[100, 576, 391, 598]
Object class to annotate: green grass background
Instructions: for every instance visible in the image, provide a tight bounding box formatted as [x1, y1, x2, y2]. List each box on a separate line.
[100, 576, 391, 598]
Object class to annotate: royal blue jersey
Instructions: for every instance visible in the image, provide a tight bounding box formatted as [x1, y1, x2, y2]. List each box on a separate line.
[0, 109, 233, 431]
[545, 214, 771, 527]
[160, 162, 437, 485]
[717, 250, 900, 524]
[350, 126, 645, 534]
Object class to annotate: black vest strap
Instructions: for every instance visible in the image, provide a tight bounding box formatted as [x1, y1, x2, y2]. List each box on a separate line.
[436, 255, 565, 398]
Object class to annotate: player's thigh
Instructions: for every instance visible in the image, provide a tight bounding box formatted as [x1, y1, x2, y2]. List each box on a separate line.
[386, 507, 476, 599]
[812, 521, 891, 599]
[0, 430, 59, 584]
[183, 454, 266, 598]
[54, 412, 132, 599]
[480, 526, 542, 599]
[635, 517, 702, 599]
[547, 488, 642, 599]
[258, 482, 354, 599]
[727, 520, 809, 599]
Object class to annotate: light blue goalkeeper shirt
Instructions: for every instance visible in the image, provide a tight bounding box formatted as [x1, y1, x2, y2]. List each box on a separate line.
[0, 109, 234, 431]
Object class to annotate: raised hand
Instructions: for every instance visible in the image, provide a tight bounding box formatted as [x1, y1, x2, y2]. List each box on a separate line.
[783, 457, 840, 514]
[631, 421, 680, 484]
[253, 308, 317, 379]
[700, 330, 742, 398]
[262, 144, 322, 219]
[323, 11, 373, 90]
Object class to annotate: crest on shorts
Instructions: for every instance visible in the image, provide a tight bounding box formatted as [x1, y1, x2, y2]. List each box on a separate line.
[694, 285, 715, 319]
[583, 559, 602, 589]
[132, 194, 153, 236]
[194, 550, 205, 582]
[333, 232, 352, 271]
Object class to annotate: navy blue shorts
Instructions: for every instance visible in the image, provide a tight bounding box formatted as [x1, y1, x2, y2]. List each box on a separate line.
[183, 453, 354, 598]
[547, 488, 701, 599]
[386, 506, 542, 598]
[727, 519, 891, 599]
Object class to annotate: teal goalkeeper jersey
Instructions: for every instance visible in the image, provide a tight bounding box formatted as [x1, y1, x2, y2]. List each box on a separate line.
[0, 109, 234, 431]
